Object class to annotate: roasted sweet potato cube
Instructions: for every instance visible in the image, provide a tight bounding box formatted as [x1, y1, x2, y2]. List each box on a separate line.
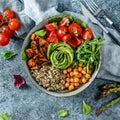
[25, 48, 34, 58]
[27, 59, 36, 68]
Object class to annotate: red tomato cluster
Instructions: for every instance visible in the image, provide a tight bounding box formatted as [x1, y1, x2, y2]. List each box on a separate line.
[0, 9, 20, 46]
[45, 17, 93, 48]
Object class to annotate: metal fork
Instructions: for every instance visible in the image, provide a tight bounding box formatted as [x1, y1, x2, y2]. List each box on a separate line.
[84, 0, 120, 33]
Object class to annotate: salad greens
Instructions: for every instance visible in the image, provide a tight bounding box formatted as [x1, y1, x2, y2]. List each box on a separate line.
[76, 36, 104, 71]
[0, 113, 10, 120]
[82, 100, 92, 115]
[35, 29, 46, 37]
[1, 50, 16, 60]
[21, 49, 28, 60]
[58, 109, 68, 118]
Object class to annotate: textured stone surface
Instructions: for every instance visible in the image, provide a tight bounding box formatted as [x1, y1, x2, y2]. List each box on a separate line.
[0, 0, 120, 120]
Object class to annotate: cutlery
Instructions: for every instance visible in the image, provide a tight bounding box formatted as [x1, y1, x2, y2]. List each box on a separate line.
[80, 2, 120, 46]
[83, 0, 120, 33]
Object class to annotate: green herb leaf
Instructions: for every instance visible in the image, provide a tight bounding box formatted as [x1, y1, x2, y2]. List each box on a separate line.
[35, 29, 46, 37]
[0, 113, 10, 120]
[82, 100, 92, 115]
[21, 49, 28, 60]
[1, 50, 16, 60]
[58, 109, 68, 118]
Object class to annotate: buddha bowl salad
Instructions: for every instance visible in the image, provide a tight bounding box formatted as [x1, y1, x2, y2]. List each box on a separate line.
[22, 14, 104, 91]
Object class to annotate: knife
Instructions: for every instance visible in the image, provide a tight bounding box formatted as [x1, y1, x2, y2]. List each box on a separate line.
[80, 3, 120, 46]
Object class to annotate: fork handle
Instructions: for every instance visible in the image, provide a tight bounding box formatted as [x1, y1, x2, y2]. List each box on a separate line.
[104, 15, 120, 33]
[108, 32, 120, 46]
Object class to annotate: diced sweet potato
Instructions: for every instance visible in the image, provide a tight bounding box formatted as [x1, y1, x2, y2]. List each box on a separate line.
[25, 48, 34, 58]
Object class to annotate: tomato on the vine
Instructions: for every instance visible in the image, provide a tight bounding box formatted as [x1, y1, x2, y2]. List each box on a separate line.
[68, 23, 82, 37]
[62, 34, 71, 42]
[2, 25, 14, 37]
[3, 9, 15, 19]
[0, 32, 10, 46]
[59, 17, 70, 27]
[82, 27, 93, 40]
[57, 26, 67, 38]
[9, 18, 20, 31]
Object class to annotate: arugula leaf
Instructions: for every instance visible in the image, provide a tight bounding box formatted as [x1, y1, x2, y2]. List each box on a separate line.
[35, 29, 46, 37]
[21, 49, 28, 60]
[82, 100, 92, 115]
[58, 109, 68, 118]
[0, 113, 10, 120]
[76, 36, 104, 71]
[1, 50, 16, 60]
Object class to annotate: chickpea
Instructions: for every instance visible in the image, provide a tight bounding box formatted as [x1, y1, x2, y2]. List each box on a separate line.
[66, 78, 71, 82]
[85, 73, 91, 79]
[74, 77, 79, 83]
[81, 77, 87, 83]
[78, 66, 82, 72]
[81, 70, 86, 75]
[78, 73, 82, 78]
[68, 85, 75, 91]
[67, 68, 72, 72]
[83, 67, 87, 72]
[73, 68, 78, 72]
[70, 78, 74, 83]
[65, 82, 70, 88]
[66, 73, 70, 78]
[63, 70, 67, 75]
[73, 71, 79, 76]
[70, 72, 74, 77]
[74, 82, 80, 87]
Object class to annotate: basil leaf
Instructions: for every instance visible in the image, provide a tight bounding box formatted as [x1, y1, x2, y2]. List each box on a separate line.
[82, 100, 92, 115]
[21, 49, 28, 60]
[1, 50, 16, 60]
[0, 113, 10, 120]
[35, 29, 46, 36]
[58, 109, 68, 117]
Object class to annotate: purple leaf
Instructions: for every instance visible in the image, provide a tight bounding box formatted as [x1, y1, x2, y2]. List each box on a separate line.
[13, 74, 25, 88]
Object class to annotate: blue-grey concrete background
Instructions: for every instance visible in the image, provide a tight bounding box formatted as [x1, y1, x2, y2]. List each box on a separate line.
[0, 0, 120, 120]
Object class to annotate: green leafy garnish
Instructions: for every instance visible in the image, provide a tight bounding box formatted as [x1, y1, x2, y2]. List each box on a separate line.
[76, 36, 104, 71]
[35, 29, 46, 36]
[58, 109, 68, 118]
[21, 49, 28, 60]
[82, 100, 92, 115]
[1, 50, 16, 60]
[0, 113, 10, 120]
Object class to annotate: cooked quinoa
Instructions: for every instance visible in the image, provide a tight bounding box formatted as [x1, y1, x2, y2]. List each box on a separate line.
[31, 65, 65, 91]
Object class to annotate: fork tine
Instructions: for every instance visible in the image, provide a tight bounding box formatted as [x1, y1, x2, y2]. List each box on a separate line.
[84, 0, 98, 13]
[90, 0, 99, 8]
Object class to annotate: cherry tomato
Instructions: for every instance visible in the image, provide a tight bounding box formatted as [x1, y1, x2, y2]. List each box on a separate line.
[82, 27, 93, 40]
[49, 30, 57, 37]
[68, 23, 82, 37]
[3, 9, 15, 19]
[74, 37, 83, 46]
[0, 14, 3, 21]
[62, 34, 71, 42]
[67, 39, 77, 49]
[2, 25, 14, 37]
[59, 17, 70, 27]
[45, 22, 58, 31]
[0, 32, 10, 46]
[57, 26, 67, 38]
[46, 36, 59, 43]
[9, 18, 20, 31]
